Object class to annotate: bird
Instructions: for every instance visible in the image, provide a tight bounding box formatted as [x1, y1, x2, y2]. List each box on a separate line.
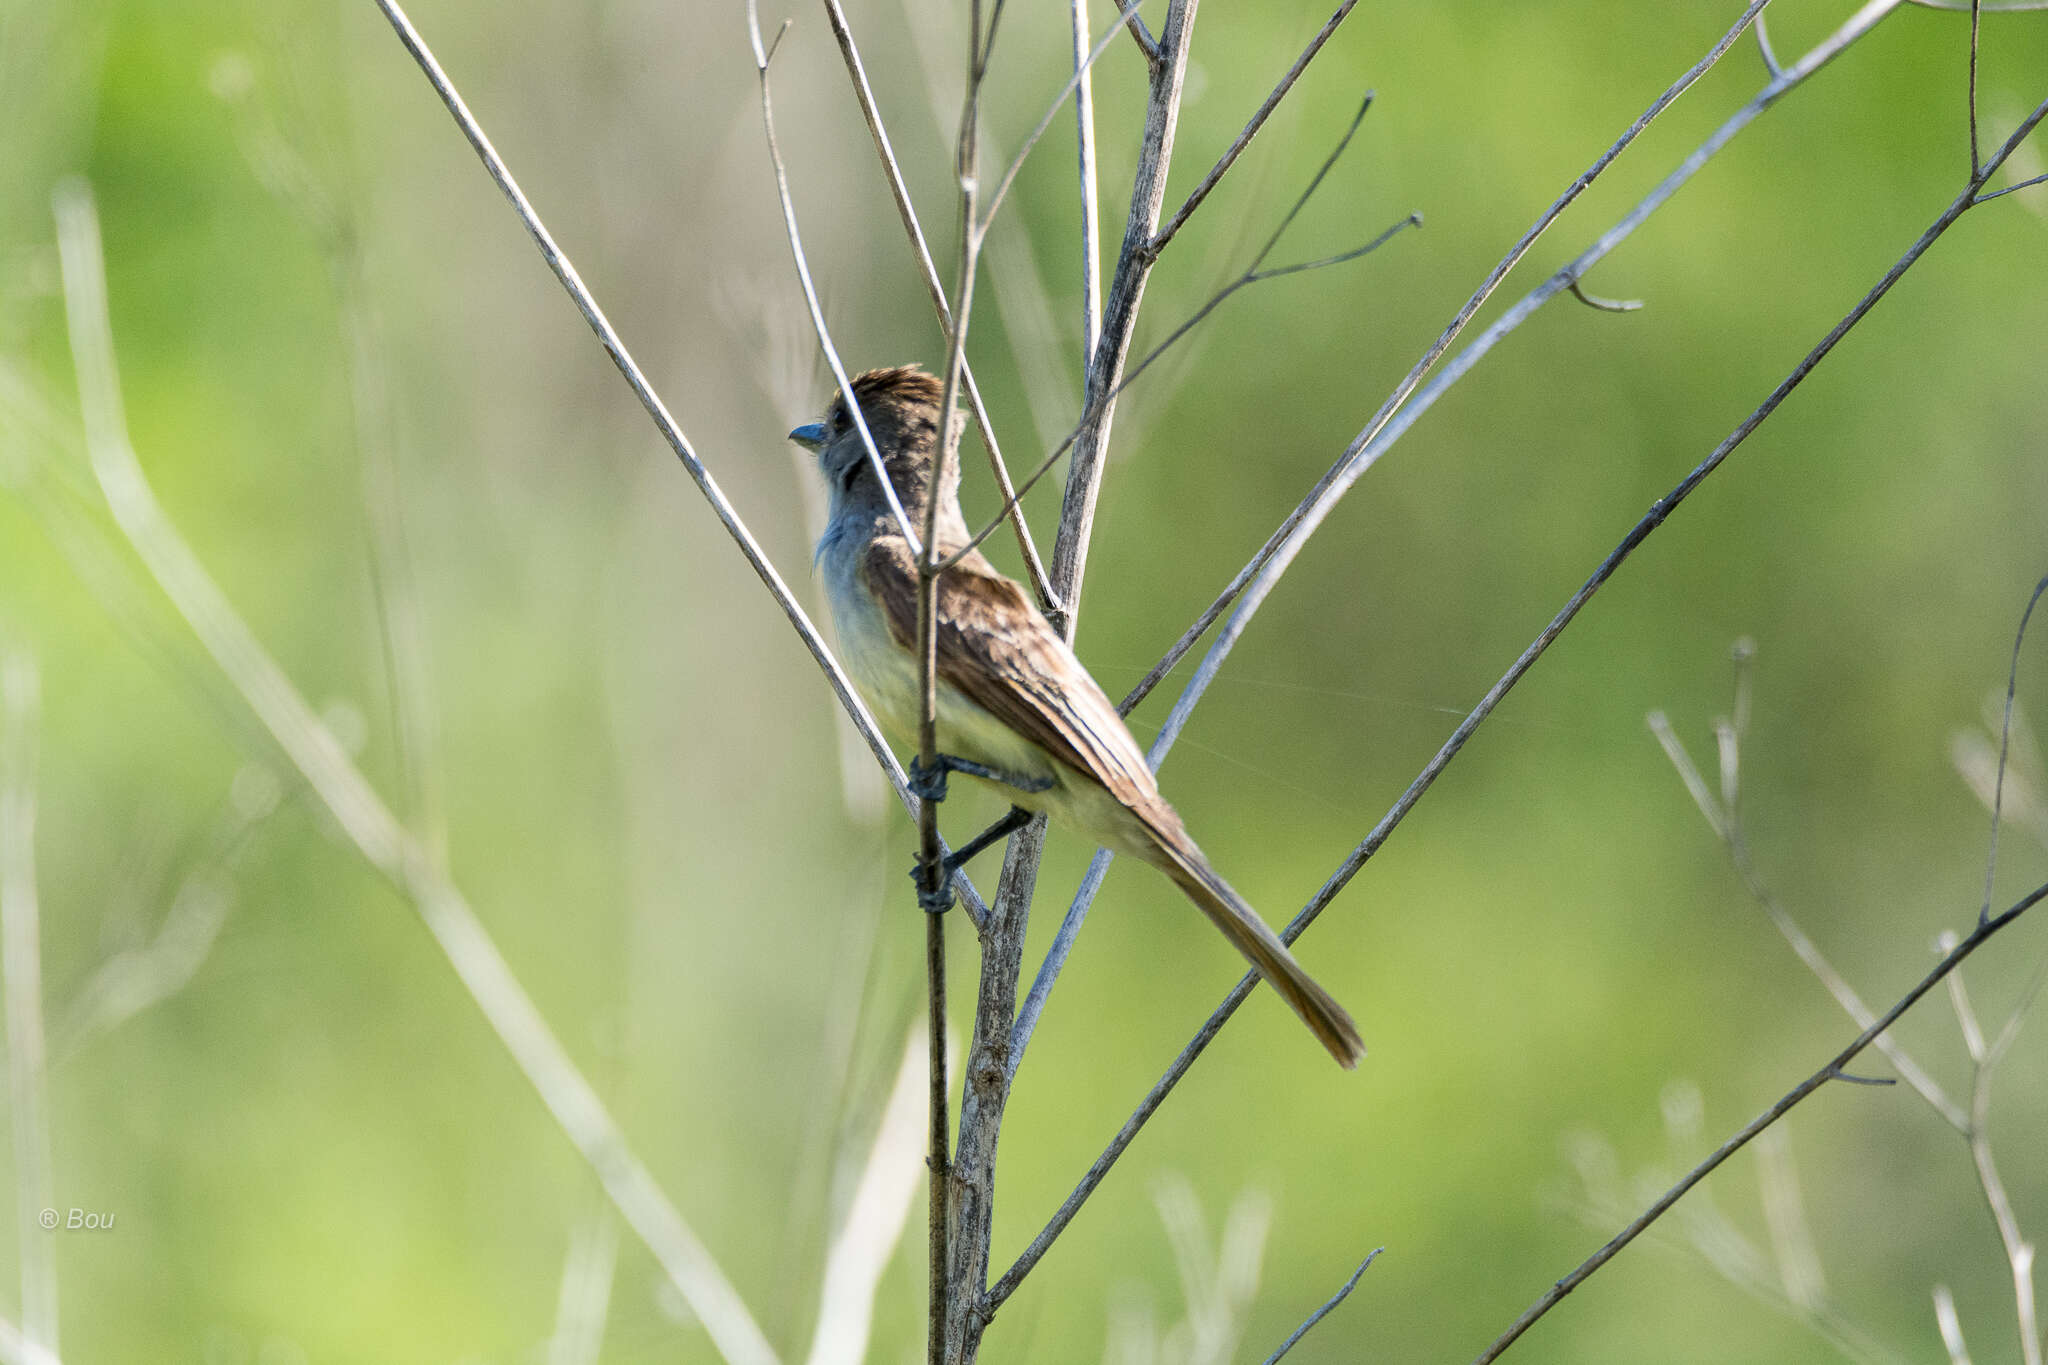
[789, 365, 1363, 1067]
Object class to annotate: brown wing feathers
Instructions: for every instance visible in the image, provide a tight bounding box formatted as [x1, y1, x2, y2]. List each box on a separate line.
[862, 538, 1158, 810]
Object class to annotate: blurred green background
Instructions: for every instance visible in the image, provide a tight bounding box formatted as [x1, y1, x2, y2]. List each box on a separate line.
[2, 0, 2046, 1360]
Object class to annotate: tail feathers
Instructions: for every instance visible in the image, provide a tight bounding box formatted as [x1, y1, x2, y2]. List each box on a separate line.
[1143, 821, 1365, 1068]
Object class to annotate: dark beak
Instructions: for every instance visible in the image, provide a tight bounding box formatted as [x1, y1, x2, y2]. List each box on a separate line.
[788, 422, 827, 452]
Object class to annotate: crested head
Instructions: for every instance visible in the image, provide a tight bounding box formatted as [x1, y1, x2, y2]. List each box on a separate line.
[792, 365, 965, 539]
[835, 366, 943, 425]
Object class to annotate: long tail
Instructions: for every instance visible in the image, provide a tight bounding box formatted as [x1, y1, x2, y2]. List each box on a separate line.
[1135, 812, 1365, 1068]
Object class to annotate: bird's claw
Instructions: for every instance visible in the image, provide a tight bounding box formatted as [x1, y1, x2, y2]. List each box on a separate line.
[907, 755, 950, 804]
[909, 753, 1053, 804]
[909, 860, 956, 914]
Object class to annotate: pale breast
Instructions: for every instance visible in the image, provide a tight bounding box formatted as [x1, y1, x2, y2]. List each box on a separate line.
[817, 531, 1058, 790]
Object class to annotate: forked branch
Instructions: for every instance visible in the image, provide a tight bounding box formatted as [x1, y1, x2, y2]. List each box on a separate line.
[992, 85, 2048, 1313]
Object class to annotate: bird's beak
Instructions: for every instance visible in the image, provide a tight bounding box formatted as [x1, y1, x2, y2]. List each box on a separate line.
[787, 422, 827, 452]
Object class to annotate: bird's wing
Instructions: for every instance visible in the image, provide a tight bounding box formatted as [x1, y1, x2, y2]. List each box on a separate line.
[861, 537, 1161, 810]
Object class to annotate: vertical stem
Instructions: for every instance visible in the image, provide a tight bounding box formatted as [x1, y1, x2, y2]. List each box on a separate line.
[1968, 0, 1984, 176]
[1049, 0, 1202, 639]
[921, 8, 994, 1362]
[1, 653, 57, 1358]
[924, 908, 949, 1365]
[1071, 0, 1104, 376]
[945, 7, 1203, 1364]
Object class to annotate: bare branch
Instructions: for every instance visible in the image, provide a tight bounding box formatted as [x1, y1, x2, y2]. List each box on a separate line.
[1754, 8, 1785, 77]
[212, 57, 452, 868]
[55, 176, 783, 1365]
[908, 6, 1002, 1355]
[1967, 1057, 2042, 1365]
[1006, 845, 1112, 1071]
[944, 179, 1417, 571]
[817, 0, 1058, 610]
[1934, 1286, 1974, 1365]
[1072, 0, 1104, 373]
[1046, 0, 1201, 635]
[1120, 0, 1780, 712]
[805, 1027, 930, 1365]
[1941, 933, 1992, 1062]
[951, 9, 1209, 1357]
[993, 91, 2048, 1306]
[1652, 705, 1969, 1131]
[1, 652, 58, 1358]
[1754, 1129, 1824, 1311]
[1109, 0, 1159, 61]
[1977, 170, 2048, 202]
[1152, 0, 1359, 253]
[1647, 712, 1729, 839]
[367, 0, 991, 924]
[977, 0, 1154, 238]
[546, 1203, 621, 1365]
[1473, 876, 2048, 1364]
[1970, 0, 1986, 176]
[1258, 1249, 1380, 1364]
[1567, 279, 1644, 312]
[748, 2, 922, 557]
[1977, 577, 2047, 922]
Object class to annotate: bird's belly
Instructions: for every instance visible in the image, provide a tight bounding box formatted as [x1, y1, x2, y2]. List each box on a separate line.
[824, 557, 1057, 790]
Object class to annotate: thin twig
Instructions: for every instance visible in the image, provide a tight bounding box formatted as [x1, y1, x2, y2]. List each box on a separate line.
[952, 6, 1205, 1355]
[913, 4, 998, 1356]
[1151, 0, 1359, 254]
[924, 901, 950, 1365]
[1976, 170, 2048, 201]
[1, 652, 58, 1359]
[1121, 0, 1903, 772]
[1649, 707, 1969, 1130]
[991, 90, 2048, 1308]
[1258, 1249, 1381, 1364]
[368, 0, 991, 925]
[976, 0, 1155, 237]
[945, 207, 1417, 574]
[817, 0, 1057, 609]
[804, 1027, 930, 1365]
[215, 62, 452, 869]
[1072, 0, 1103, 380]
[1007, 845, 1113, 1072]
[1969, 0, 1985, 176]
[1567, 279, 1644, 312]
[1045, 0, 1201, 634]
[546, 1202, 621, 1365]
[1473, 877, 2048, 1363]
[748, 5, 921, 557]
[1119, 0, 1781, 713]
[1978, 578, 2047, 922]
[943, 96, 1416, 572]
[1966, 1027, 2042, 1365]
[1755, 8, 1785, 77]
[1958, 575, 2048, 1365]
[1935, 1285, 1975, 1365]
[56, 176, 782, 1365]
[1108, 0, 1159, 61]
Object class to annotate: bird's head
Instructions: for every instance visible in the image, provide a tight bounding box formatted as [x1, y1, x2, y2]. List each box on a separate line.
[789, 366, 960, 528]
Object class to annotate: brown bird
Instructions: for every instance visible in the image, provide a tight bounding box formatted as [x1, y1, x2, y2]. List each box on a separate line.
[791, 366, 1363, 1067]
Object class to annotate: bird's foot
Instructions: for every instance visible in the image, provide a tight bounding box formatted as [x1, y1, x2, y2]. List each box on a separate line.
[908, 753, 1053, 804]
[910, 861, 956, 915]
[905, 805, 1038, 913]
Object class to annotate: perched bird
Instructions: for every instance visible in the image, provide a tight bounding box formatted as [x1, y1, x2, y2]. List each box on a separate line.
[790, 366, 1363, 1067]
